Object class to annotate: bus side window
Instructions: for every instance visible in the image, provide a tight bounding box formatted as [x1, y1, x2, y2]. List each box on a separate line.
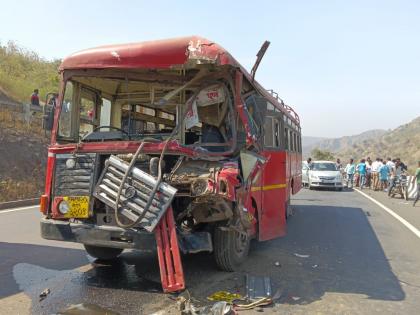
[264, 116, 274, 147]
[274, 119, 280, 148]
[284, 127, 289, 150]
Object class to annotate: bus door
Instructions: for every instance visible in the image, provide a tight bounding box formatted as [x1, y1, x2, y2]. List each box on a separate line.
[258, 114, 287, 241]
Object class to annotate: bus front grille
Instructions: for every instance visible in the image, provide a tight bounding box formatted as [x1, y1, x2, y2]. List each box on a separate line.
[93, 155, 177, 232]
[54, 153, 97, 196]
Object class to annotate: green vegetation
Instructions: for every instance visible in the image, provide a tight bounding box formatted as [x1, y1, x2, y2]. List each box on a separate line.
[0, 41, 60, 103]
[311, 148, 335, 161]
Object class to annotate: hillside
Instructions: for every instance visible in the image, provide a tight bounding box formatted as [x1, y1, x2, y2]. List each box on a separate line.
[0, 42, 58, 201]
[303, 129, 387, 157]
[0, 41, 60, 102]
[335, 116, 420, 170]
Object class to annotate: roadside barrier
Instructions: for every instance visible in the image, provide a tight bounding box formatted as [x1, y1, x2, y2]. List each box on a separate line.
[0, 198, 38, 211]
[407, 176, 418, 199]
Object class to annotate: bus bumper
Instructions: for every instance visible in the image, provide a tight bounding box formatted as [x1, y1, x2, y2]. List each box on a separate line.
[40, 218, 156, 250]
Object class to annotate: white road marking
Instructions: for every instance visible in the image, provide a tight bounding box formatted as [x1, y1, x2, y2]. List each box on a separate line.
[0, 205, 39, 214]
[355, 189, 420, 239]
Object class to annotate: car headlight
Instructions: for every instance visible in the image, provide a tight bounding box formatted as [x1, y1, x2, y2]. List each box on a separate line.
[58, 200, 70, 214]
[310, 174, 318, 179]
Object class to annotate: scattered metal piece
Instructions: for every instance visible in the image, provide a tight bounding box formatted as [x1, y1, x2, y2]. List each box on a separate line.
[294, 253, 310, 258]
[39, 288, 50, 301]
[246, 275, 272, 300]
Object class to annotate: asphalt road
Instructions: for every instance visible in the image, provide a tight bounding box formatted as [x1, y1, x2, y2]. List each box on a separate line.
[1, 188, 420, 314]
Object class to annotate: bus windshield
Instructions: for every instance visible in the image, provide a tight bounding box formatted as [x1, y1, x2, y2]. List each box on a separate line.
[57, 72, 237, 153]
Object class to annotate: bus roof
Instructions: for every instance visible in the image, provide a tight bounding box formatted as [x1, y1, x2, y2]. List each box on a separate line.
[59, 35, 300, 126]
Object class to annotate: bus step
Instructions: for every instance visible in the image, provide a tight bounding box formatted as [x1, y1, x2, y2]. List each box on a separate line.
[155, 206, 185, 293]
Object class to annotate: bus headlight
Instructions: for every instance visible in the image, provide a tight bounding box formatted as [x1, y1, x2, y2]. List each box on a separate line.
[191, 178, 208, 196]
[66, 158, 76, 169]
[58, 200, 70, 214]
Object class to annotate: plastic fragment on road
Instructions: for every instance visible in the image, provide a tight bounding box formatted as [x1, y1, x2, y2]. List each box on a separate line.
[177, 296, 234, 315]
[207, 291, 242, 303]
[294, 253, 310, 258]
[312, 264, 318, 268]
[291, 296, 301, 301]
[274, 261, 281, 266]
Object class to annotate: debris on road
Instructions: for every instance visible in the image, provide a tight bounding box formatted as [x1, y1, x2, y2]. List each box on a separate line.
[207, 291, 242, 303]
[246, 275, 272, 300]
[234, 297, 273, 311]
[294, 253, 310, 258]
[38, 288, 50, 301]
[274, 261, 281, 267]
[291, 296, 301, 301]
[312, 264, 318, 268]
[177, 296, 234, 315]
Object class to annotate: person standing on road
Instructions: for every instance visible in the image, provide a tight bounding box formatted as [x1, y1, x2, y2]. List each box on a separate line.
[357, 159, 367, 189]
[413, 161, 420, 207]
[336, 158, 343, 172]
[30, 89, 40, 106]
[344, 159, 356, 188]
[389, 159, 404, 193]
[371, 157, 381, 191]
[365, 157, 372, 188]
[378, 160, 389, 191]
[386, 158, 396, 187]
[307, 157, 313, 169]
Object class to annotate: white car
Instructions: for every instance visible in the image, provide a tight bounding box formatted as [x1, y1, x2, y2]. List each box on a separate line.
[303, 160, 343, 191]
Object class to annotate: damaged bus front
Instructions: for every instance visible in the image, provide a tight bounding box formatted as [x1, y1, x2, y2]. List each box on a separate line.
[40, 36, 301, 292]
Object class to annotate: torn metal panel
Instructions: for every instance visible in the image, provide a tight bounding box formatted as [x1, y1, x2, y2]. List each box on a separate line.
[246, 275, 272, 300]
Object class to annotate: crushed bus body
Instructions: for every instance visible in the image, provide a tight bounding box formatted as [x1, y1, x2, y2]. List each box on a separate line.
[39, 36, 302, 292]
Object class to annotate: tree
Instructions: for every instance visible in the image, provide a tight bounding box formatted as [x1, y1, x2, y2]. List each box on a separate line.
[311, 148, 335, 161]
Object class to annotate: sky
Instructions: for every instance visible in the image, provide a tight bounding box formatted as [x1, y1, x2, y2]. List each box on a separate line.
[1, 0, 419, 137]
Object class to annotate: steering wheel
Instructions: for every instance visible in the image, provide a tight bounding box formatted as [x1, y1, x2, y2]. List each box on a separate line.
[82, 126, 130, 141]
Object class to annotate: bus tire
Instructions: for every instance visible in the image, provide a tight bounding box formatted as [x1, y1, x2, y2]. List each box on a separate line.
[214, 226, 250, 272]
[84, 245, 123, 260]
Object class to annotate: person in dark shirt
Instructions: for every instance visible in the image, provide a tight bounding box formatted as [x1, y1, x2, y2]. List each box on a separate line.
[30, 89, 40, 106]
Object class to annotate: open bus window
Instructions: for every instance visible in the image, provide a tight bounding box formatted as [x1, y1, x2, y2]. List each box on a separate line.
[58, 81, 73, 138]
[79, 89, 97, 138]
[182, 84, 235, 152]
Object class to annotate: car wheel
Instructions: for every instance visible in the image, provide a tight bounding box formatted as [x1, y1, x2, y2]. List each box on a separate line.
[84, 245, 123, 260]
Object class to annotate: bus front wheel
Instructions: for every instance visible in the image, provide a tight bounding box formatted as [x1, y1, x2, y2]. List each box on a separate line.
[214, 226, 250, 272]
[84, 245, 123, 260]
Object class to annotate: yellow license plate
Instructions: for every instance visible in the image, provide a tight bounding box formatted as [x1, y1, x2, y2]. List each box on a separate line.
[63, 196, 90, 218]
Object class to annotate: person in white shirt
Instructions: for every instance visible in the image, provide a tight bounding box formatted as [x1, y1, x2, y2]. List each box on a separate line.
[386, 158, 395, 185]
[371, 157, 381, 191]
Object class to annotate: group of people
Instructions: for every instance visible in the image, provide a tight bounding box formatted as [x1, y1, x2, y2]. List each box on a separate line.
[339, 157, 420, 206]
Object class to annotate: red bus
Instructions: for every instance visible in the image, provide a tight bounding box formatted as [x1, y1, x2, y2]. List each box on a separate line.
[40, 36, 302, 292]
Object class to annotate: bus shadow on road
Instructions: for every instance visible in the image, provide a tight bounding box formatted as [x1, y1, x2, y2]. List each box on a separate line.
[249, 204, 406, 305]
